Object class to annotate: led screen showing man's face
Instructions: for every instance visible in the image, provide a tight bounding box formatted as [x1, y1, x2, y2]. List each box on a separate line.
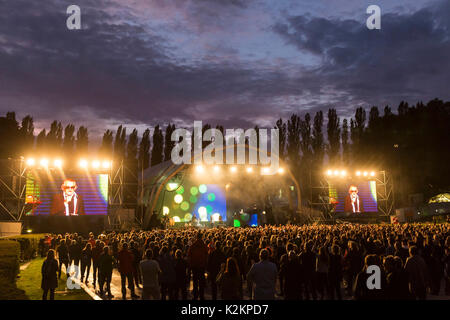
[328, 181, 378, 213]
[25, 173, 108, 216]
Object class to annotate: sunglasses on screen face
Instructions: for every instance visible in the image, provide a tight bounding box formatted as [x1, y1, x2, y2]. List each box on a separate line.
[64, 186, 76, 189]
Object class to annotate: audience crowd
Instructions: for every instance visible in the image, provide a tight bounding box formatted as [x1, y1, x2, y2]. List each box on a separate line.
[39, 223, 450, 300]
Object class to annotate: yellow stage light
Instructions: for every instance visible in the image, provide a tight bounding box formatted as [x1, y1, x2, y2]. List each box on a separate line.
[370, 171, 375, 177]
[363, 171, 368, 176]
[26, 158, 35, 166]
[79, 159, 88, 168]
[334, 170, 339, 176]
[163, 206, 170, 215]
[246, 167, 253, 173]
[92, 160, 100, 169]
[341, 170, 346, 176]
[326, 170, 332, 176]
[174, 194, 183, 204]
[230, 166, 237, 173]
[278, 167, 285, 174]
[262, 167, 270, 174]
[213, 165, 220, 172]
[102, 161, 111, 169]
[40, 158, 49, 167]
[356, 171, 361, 176]
[195, 165, 204, 173]
[53, 159, 63, 168]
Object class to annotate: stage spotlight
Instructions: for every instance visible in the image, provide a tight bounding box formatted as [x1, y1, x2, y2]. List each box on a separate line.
[363, 171, 368, 176]
[26, 158, 35, 166]
[53, 159, 63, 168]
[173, 216, 181, 223]
[92, 160, 100, 169]
[356, 171, 361, 176]
[225, 183, 230, 190]
[195, 165, 204, 173]
[213, 165, 220, 172]
[230, 166, 237, 173]
[102, 161, 111, 169]
[326, 170, 332, 176]
[370, 171, 375, 177]
[79, 159, 88, 168]
[341, 170, 346, 177]
[163, 206, 170, 215]
[40, 158, 49, 167]
[334, 170, 339, 176]
[262, 167, 270, 174]
[246, 167, 253, 173]
[174, 194, 183, 204]
[277, 167, 285, 174]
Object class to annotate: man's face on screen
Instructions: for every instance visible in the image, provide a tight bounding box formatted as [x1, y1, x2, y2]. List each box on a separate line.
[349, 186, 358, 195]
[62, 180, 77, 196]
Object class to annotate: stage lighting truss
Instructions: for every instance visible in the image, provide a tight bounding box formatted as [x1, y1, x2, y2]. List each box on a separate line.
[192, 164, 285, 176]
[24, 157, 112, 171]
[325, 168, 376, 178]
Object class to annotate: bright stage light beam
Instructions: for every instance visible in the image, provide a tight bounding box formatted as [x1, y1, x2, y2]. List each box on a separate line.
[230, 166, 237, 173]
[277, 167, 285, 174]
[26, 158, 35, 166]
[246, 167, 253, 173]
[213, 165, 220, 172]
[174, 194, 183, 204]
[40, 158, 49, 167]
[370, 171, 375, 177]
[92, 160, 100, 169]
[341, 170, 346, 177]
[53, 159, 63, 168]
[334, 170, 339, 176]
[363, 171, 368, 176]
[262, 167, 270, 174]
[79, 159, 88, 168]
[102, 161, 111, 169]
[195, 165, 204, 173]
[356, 171, 361, 176]
[326, 170, 332, 176]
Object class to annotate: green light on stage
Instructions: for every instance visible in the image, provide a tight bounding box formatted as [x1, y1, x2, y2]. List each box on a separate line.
[233, 219, 241, 227]
[184, 213, 192, 221]
[199, 184, 207, 193]
[241, 213, 250, 222]
[189, 195, 197, 203]
[176, 186, 184, 194]
[207, 193, 215, 201]
[206, 205, 213, 214]
[190, 186, 199, 196]
[180, 201, 189, 211]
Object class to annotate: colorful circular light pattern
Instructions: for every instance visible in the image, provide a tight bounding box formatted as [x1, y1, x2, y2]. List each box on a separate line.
[206, 205, 213, 214]
[173, 216, 181, 223]
[198, 206, 208, 221]
[166, 182, 178, 191]
[180, 201, 189, 211]
[184, 213, 192, 221]
[189, 195, 197, 203]
[176, 186, 184, 194]
[199, 184, 207, 194]
[211, 213, 221, 222]
[190, 186, 199, 195]
[163, 206, 169, 215]
[174, 194, 183, 204]
[207, 193, 216, 201]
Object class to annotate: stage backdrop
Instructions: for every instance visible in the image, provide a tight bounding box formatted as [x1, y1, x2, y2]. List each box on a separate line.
[161, 182, 226, 223]
[25, 172, 108, 215]
[328, 180, 378, 213]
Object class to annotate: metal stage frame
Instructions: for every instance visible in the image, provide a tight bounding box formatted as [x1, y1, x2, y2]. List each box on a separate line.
[0, 159, 27, 221]
[309, 170, 394, 219]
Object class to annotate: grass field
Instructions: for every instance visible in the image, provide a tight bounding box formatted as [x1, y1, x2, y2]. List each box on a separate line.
[16, 258, 92, 300]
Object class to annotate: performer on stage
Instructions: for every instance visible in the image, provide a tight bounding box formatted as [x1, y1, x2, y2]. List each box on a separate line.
[50, 179, 85, 216]
[344, 185, 364, 213]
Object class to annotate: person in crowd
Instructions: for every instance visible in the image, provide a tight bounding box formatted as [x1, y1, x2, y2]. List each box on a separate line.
[56, 239, 70, 279]
[118, 242, 139, 300]
[279, 250, 301, 300]
[343, 241, 363, 296]
[130, 241, 143, 288]
[216, 257, 243, 300]
[316, 246, 330, 300]
[91, 240, 103, 289]
[384, 255, 411, 300]
[98, 246, 115, 298]
[299, 240, 317, 300]
[140, 249, 161, 300]
[405, 245, 430, 300]
[328, 244, 343, 300]
[80, 243, 92, 284]
[41, 249, 59, 300]
[207, 241, 226, 300]
[174, 249, 188, 300]
[353, 254, 385, 300]
[187, 232, 208, 300]
[158, 246, 176, 300]
[69, 239, 81, 269]
[247, 249, 278, 300]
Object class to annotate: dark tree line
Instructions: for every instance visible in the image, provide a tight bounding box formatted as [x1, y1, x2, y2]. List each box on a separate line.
[0, 98, 449, 205]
